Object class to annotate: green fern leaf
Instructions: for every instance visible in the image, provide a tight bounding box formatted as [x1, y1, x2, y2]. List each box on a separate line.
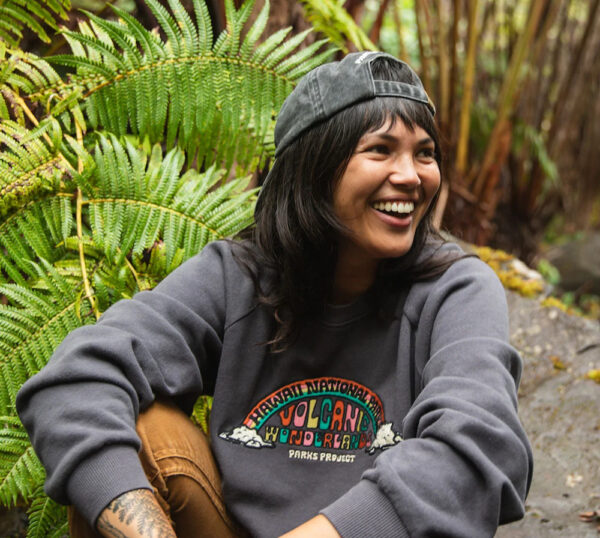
[0, 48, 66, 123]
[299, 0, 376, 53]
[0, 0, 69, 46]
[82, 136, 256, 268]
[0, 262, 95, 415]
[0, 120, 72, 218]
[26, 484, 67, 538]
[35, 0, 333, 173]
[192, 394, 213, 434]
[0, 416, 46, 506]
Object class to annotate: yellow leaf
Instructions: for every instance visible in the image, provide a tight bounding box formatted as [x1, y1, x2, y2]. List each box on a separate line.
[585, 369, 600, 383]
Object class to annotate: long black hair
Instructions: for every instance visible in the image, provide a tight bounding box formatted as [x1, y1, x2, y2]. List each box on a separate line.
[235, 57, 458, 350]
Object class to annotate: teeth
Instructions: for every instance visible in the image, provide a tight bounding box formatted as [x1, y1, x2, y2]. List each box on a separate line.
[373, 201, 414, 214]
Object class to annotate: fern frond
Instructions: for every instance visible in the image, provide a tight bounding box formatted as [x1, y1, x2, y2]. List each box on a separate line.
[0, 196, 75, 286]
[0, 120, 73, 218]
[0, 53, 77, 130]
[0, 416, 45, 506]
[0, 261, 95, 415]
[192, 394, 213, 434]
[82, 135, 256, 268]
[299, 0, 376, 53]
[26, 484, 67, 538]
[0, 46, 71, 125]
[0, 0, 69, 47]
[37, 0, 334, 172]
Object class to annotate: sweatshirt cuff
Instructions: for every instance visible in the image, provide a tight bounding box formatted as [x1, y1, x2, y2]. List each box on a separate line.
[321, 480, 410, 538]
[66, 445, 152, 527]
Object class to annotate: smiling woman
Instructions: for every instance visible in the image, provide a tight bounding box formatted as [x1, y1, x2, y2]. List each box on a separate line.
[17, 52, 533, 538]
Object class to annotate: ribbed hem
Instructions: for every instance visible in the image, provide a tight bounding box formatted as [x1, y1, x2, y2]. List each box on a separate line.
[320, 480, 410, 538]
[66, 445, 152, 527]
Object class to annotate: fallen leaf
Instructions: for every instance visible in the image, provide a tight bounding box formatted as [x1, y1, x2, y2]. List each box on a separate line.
[579, 511, 599, 522]
[550, 355, 566, 370]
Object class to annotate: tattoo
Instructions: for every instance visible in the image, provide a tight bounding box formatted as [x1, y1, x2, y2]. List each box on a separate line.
[97, 518, 129, 538]
[97, 489, 175, 538]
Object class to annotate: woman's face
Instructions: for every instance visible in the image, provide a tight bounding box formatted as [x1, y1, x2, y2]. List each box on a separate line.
[333, 117, 440, 266]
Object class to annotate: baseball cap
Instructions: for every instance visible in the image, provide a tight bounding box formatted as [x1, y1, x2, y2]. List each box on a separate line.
[274, 51, 435, 157]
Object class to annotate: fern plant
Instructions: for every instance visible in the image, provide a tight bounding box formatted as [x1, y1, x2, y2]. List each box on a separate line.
[299, 0, 375, 53]
[0, 0, 70, 47]
[0, 0, 333, 534]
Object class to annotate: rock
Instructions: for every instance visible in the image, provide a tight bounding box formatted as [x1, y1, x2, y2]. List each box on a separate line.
[545, 233, 600, 294]
[496, 289, 600, 537]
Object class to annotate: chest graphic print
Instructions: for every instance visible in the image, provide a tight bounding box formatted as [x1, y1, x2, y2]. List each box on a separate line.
[219, 377, 402, 455]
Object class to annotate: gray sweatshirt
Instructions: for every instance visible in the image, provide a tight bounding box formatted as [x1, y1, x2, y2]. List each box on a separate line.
[17, 240, 532, 537]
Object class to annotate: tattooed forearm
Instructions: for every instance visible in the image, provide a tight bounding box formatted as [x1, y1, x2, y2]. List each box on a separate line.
[96, 489, 176, 538]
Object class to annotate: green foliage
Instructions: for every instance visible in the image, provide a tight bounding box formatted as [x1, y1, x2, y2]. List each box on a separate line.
[0, 0, 70, 47]
[0, 417, 45, 506]
[0, 0, 334, 533]
[513, 121, 559, 194]
[299, 0, 375, 53]
[83, 135, 256, 267]
[536, 258, 561, 286]
[26, 485, 68, 538]
[33, 0, 332, 171]
[0, 120, 69, 217]
[192, 394, 213, 434]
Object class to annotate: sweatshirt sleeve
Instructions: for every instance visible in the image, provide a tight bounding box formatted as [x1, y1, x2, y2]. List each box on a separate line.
[16, 241, 237, 526]
[322, 258, 533, 538]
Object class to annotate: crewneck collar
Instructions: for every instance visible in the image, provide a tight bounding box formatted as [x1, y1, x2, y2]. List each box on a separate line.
[320, 290, 376, 327]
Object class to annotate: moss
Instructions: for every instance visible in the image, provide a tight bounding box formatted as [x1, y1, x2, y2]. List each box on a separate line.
[473, 246, 514, 263]
[540, 295, 600, 320]
[541, 296, 576, 314]
[473, 246, 544, 298]
[467, 245, 600, 318]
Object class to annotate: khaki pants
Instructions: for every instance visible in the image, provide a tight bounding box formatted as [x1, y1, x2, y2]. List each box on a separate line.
[68, 400, 242, 537]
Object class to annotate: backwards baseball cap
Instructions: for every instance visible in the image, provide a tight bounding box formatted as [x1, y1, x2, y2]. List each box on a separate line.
[274, 51, 435, 157]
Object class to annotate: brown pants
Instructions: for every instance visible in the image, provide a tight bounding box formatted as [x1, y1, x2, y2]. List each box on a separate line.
[68, 400, 241, 537]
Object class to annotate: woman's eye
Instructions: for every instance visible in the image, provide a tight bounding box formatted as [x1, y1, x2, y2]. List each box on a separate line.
[366, 144, 389, 154]
[417, 147, 436, 160]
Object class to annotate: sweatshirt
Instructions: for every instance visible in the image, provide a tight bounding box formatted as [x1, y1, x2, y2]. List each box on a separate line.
[16, 240, 533, 537]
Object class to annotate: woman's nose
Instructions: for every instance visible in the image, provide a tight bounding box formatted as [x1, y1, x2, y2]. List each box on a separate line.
[387, 156, 421, 188]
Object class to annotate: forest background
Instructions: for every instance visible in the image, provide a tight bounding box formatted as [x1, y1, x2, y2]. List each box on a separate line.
[19, 0, 596, 311]
[0, 0, 599, 535]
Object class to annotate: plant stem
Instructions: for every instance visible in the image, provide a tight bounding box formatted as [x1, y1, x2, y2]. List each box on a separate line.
[75, 120, 100, 320]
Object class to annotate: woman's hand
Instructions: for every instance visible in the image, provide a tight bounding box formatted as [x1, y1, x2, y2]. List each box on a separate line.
[96, 488, 176, 538]
[279, 515, 340, 537]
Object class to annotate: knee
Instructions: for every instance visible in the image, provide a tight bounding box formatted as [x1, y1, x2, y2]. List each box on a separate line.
[165, 474, 238, 537]
[136, 399, 221, 485]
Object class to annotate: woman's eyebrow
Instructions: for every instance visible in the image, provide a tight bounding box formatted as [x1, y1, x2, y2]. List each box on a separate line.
[418, 136, 435, 145]
[360, 133, 435, 145]
[360, 132, 395, 143]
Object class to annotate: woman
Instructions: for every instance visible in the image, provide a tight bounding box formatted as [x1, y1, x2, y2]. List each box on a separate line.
[17, 52, 532, 538]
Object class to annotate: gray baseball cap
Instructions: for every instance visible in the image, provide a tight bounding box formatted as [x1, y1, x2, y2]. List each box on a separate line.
[274, 51, 435, 157]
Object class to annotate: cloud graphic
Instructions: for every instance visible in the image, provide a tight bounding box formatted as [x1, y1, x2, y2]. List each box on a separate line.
[367, 423, 402, 454]
[219, 426, 274, 449]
